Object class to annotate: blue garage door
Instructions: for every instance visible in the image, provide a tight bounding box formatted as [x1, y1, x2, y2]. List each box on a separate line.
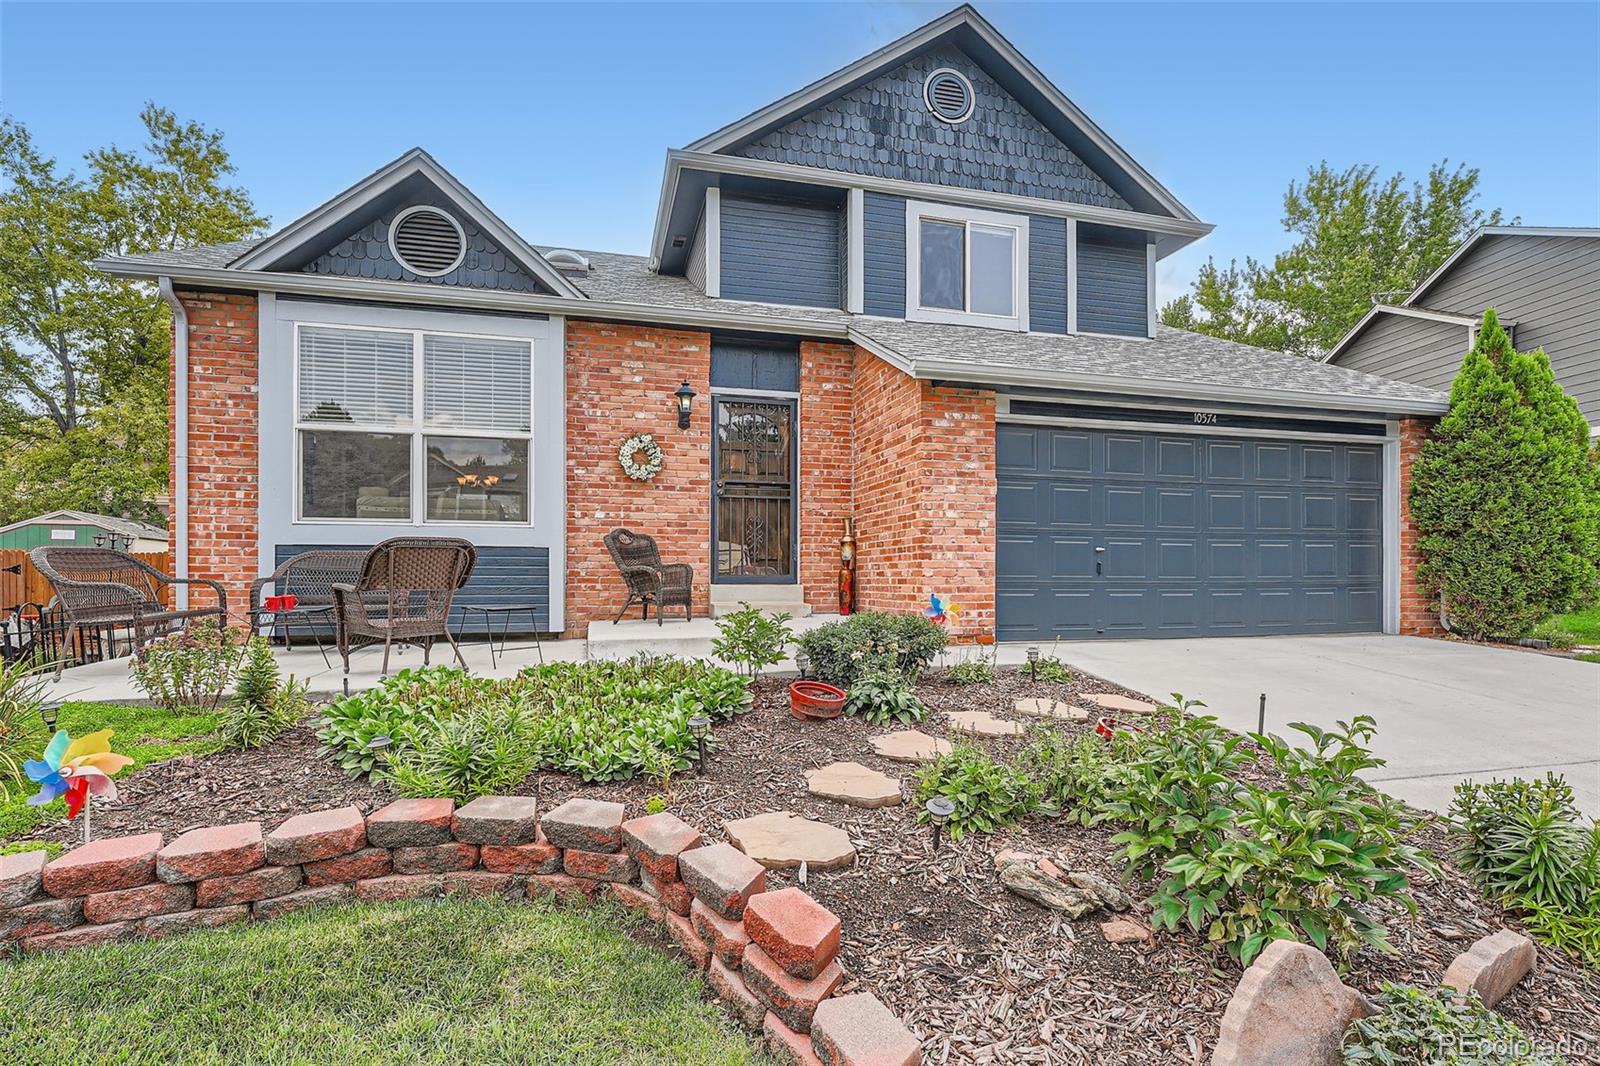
[995, 425, 1383, 640]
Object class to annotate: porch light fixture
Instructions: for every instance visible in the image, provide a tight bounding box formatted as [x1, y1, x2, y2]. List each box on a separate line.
[1026, 646, 1040, 681]
[688, 713, 712, 771]
[925, 796, 955, 853]
[674, 380, 696, 430]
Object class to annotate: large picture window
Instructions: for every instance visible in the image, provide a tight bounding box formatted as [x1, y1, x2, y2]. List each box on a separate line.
[295, 324, 533, 524]
[906, 201, 1029, 331]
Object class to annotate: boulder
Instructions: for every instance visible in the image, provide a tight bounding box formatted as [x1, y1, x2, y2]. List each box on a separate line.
[1442, 929, 1536, 1008]
[998, 861, 1101, 918]
[1211, 940, 1373, 1066]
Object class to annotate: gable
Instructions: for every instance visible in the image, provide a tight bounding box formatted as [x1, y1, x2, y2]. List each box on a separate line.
[732, 46, 1130, 210]
[303, 204, 548, 294]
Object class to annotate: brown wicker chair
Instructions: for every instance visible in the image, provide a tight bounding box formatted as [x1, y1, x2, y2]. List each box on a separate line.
[332, 536, 476, 681]
[603, 528, 693, 625]
[249, 550, 368, 618]
[29, 547, 228, 680]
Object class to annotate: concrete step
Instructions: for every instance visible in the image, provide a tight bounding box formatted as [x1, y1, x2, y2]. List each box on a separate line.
[586, 614, 838, 662]
[709, 584, 813, 619]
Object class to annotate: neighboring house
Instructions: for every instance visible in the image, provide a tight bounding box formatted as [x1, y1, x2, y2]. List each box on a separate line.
[1324, 227, 1600, 434]
[97, 5, 1449, 643]
[0, 510, 168, 553]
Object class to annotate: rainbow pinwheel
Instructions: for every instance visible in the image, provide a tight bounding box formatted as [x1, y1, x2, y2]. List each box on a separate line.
[922, 593, 962, 627]
[24, 730, 132, 820]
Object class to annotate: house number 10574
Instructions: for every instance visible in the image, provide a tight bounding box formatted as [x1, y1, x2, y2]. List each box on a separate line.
[1192, 411, 1219, 425]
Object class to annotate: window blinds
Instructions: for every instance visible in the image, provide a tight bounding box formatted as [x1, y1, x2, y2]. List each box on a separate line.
[297, 326, 414, 426]
[423, 335, 532, 433]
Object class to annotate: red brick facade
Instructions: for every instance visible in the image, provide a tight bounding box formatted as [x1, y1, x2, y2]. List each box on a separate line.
[1398, 415, 1444, 635]
[172, 291, 259, 620]
[797, 341, 855, 614]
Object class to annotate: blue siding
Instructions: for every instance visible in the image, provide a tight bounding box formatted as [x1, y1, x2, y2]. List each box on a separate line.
[273, 543, 551, 634]
[711, 336, 800, 392]
[1029, 216, 1068, 335]
[862, 192, 907, 318]
[305, 209, 546, 294]
[1077, 236, 1148, 337]
[720, 195, 840, 308]
[732, 46, 1129, 210]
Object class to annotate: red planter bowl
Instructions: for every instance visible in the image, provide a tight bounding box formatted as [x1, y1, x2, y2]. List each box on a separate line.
[789, 680, 847, 720]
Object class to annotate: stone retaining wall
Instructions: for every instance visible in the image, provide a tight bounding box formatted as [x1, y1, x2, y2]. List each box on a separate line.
[0, 796, 918, 1066]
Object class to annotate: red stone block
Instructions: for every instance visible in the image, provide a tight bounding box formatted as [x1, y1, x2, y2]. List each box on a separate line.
[480, 840, 562, 875]
[42, 833, 163, 896]
[451, 795, 540, 846]
[664, 909, 711, 971]
[540, 797, 625, 852]
[442, 871, 525, 900]
[691, 897, 751, 967]
[83, 882, 194, 924]
[527, 873, 602, 906]
[811, 993, 921, 1066]
[640, 869, 692, 916]
[391, 842, 479, 874]
[607, 882, 665, 924]
[21, 920, 135, 955]
[742, 942, 843, 1034]
[563, 847, 637, 883]
[353, 874, 444, 902]
[157, 822, 264, 883]
[138, 905, 248, 939]
[709, 955, 765, 1030]
[621, 812, 703, 881]
[764, 1011, 825, 1066]
[366, 798, 455, 848]
[0, 896, 83, 940]
[679, 843, 766, 920]
[253, 884, 355, 920]
[195, 865, 302, 907]
[304, 847, 392, 887]
[0, 849, 47, 909]
[264, 806, 367, 865]
[744, 888, 843, 980]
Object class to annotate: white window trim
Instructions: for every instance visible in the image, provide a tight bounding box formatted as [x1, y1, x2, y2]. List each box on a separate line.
[904, 199, 1030, 331]
[291, 320, 536, 527]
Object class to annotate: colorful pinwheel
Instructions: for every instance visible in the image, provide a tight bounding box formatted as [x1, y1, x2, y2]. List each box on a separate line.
[24, 730, 132, 820]
[922, 593, 962, 627]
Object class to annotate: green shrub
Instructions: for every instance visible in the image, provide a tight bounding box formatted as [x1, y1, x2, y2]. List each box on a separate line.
[1018, 727, 1135, 825]
[386, 699, 543, 801]
[318, 667, 495, 775]
[1026, 640, 1074, 684]
[1343, 982, 1564, 1065]
[711, 604, 792, 679]
[130, 618, 242, 712]
[0, 657, 49, 802]
[219, 637, 306, 750]
[843, 666, 927, 726]
[796, 611, 947, 688]
[1529, 618, 1580, 650]
[944, 651, 995, 686]
[1411, 310, 1600, 639]
[913, 743, 1037, 840]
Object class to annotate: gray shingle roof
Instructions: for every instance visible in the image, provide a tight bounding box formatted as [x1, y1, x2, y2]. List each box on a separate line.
[0, 509, 166, 541]
[849, 317, 1449, 410]
[108, 239, 264, 270]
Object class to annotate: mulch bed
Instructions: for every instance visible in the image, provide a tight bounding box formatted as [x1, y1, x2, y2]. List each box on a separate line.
[13, 667, 1600, 1064]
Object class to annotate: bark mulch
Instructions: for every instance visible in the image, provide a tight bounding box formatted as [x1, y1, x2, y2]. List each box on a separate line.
[13, 667, 1599, 1064]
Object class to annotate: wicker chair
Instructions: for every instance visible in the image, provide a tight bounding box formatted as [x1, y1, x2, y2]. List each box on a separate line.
[603, 528, 693, 625]
[331, 536, 476, 680]
[249, 550, 368, 619]
[29, 547, 228, 680]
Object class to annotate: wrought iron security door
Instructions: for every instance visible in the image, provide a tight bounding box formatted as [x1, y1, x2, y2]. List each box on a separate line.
[712, 398, 796, 582]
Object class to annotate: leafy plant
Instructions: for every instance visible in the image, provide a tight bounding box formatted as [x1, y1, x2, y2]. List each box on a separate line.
[385, 699, 542, 802]
[913, 744, 1037, 840]
[129, 619, 243, 712]
[219, 637, 306, 750]
[1018, 726, 1136, 825]
[644, 795, 668, 816]
[796, 611, 947, 688]
[318, 667, 498, 774]
[710, 604, 792, 680]
[945, 649, 995, 686]
[0, 657, 50, 801]
[843, 665, 927, 726]
[1028, 640, 1074, 684]
[1343, 982, 1564, 1065]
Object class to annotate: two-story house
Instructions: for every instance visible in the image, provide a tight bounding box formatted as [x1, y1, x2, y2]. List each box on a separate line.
[99, 5, 1450, 643]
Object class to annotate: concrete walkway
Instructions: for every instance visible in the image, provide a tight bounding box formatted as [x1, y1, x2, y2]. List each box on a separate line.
[1042, 634, 1600, 816]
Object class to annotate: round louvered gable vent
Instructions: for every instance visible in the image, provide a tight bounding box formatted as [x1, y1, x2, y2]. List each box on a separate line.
[924, 68, 975, 124]
[390, 206, 466, 277]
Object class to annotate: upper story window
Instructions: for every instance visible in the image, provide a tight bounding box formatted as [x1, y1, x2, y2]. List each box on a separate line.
[905, 200, 1030, 331]
[295, 323, 533, 525]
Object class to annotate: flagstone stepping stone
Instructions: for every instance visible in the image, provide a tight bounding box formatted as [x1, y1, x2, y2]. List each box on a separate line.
[805, 762, 902, 808]
[1013, 697, 1088, 721]
[868, 730, 952, 763]
[947, 711, 1026, 737]
[1083, 692, 1159, 715]
[724, 812, 856, 871]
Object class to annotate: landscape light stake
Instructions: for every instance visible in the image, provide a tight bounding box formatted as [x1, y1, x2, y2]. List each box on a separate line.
[39, 700, 60, 732]
[925, 796, 955, 854]
[1026, 646, 1040, 682]
[1257, 693, 1266, 735]
[688, 714, 712, 772]
[795, 649, 810, 680]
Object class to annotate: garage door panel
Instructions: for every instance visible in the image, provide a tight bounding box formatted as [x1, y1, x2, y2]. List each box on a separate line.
[996, 427, 1385, 640]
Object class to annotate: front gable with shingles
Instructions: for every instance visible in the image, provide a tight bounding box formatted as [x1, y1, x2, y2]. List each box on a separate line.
[304, 207, 546, 293]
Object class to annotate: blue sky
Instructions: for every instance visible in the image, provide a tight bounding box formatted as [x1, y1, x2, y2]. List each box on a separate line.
[3, 1, 1597, 304]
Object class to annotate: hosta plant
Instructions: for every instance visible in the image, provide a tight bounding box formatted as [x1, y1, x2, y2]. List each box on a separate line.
[843, 666, 927, 726]
[1343, 982, 1564, 1065]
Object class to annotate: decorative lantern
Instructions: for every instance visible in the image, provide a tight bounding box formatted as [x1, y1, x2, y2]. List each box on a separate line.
[688, 713, 712, 771]
[674, 381, 696, 430]
[1026, 646, 1040, 682]
[925, 796, 955, 853]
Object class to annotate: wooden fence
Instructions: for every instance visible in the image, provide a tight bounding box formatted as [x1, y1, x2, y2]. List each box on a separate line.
[0, 548, 175, 617]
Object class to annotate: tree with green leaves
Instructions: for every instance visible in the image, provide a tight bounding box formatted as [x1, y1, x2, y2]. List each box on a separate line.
[1161, 161, 1507, 358]
[0, 105, 265, 523]
[1409, 310, 1600, 638]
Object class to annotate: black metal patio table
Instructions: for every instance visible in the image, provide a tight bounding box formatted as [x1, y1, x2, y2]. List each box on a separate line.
[453, 604, 545, 669]
[248, 604, 336, 669]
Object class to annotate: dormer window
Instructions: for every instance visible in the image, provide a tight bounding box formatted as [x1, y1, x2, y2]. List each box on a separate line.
[905, 201, 1030, 331]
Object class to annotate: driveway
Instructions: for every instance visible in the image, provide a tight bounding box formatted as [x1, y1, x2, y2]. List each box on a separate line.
[1045, 635, 1600, 816]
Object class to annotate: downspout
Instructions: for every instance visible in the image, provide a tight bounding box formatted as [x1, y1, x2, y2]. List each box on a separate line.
[159, 278, 189, 609]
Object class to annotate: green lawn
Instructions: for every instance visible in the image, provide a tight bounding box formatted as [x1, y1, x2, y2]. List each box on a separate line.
[0, 701, 221, 848]
[0, 897, 763, 1065]
[1555, 605, 1600, 644]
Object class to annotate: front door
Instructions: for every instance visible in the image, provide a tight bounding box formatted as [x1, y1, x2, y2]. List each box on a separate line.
[712, 397, 796, 583]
